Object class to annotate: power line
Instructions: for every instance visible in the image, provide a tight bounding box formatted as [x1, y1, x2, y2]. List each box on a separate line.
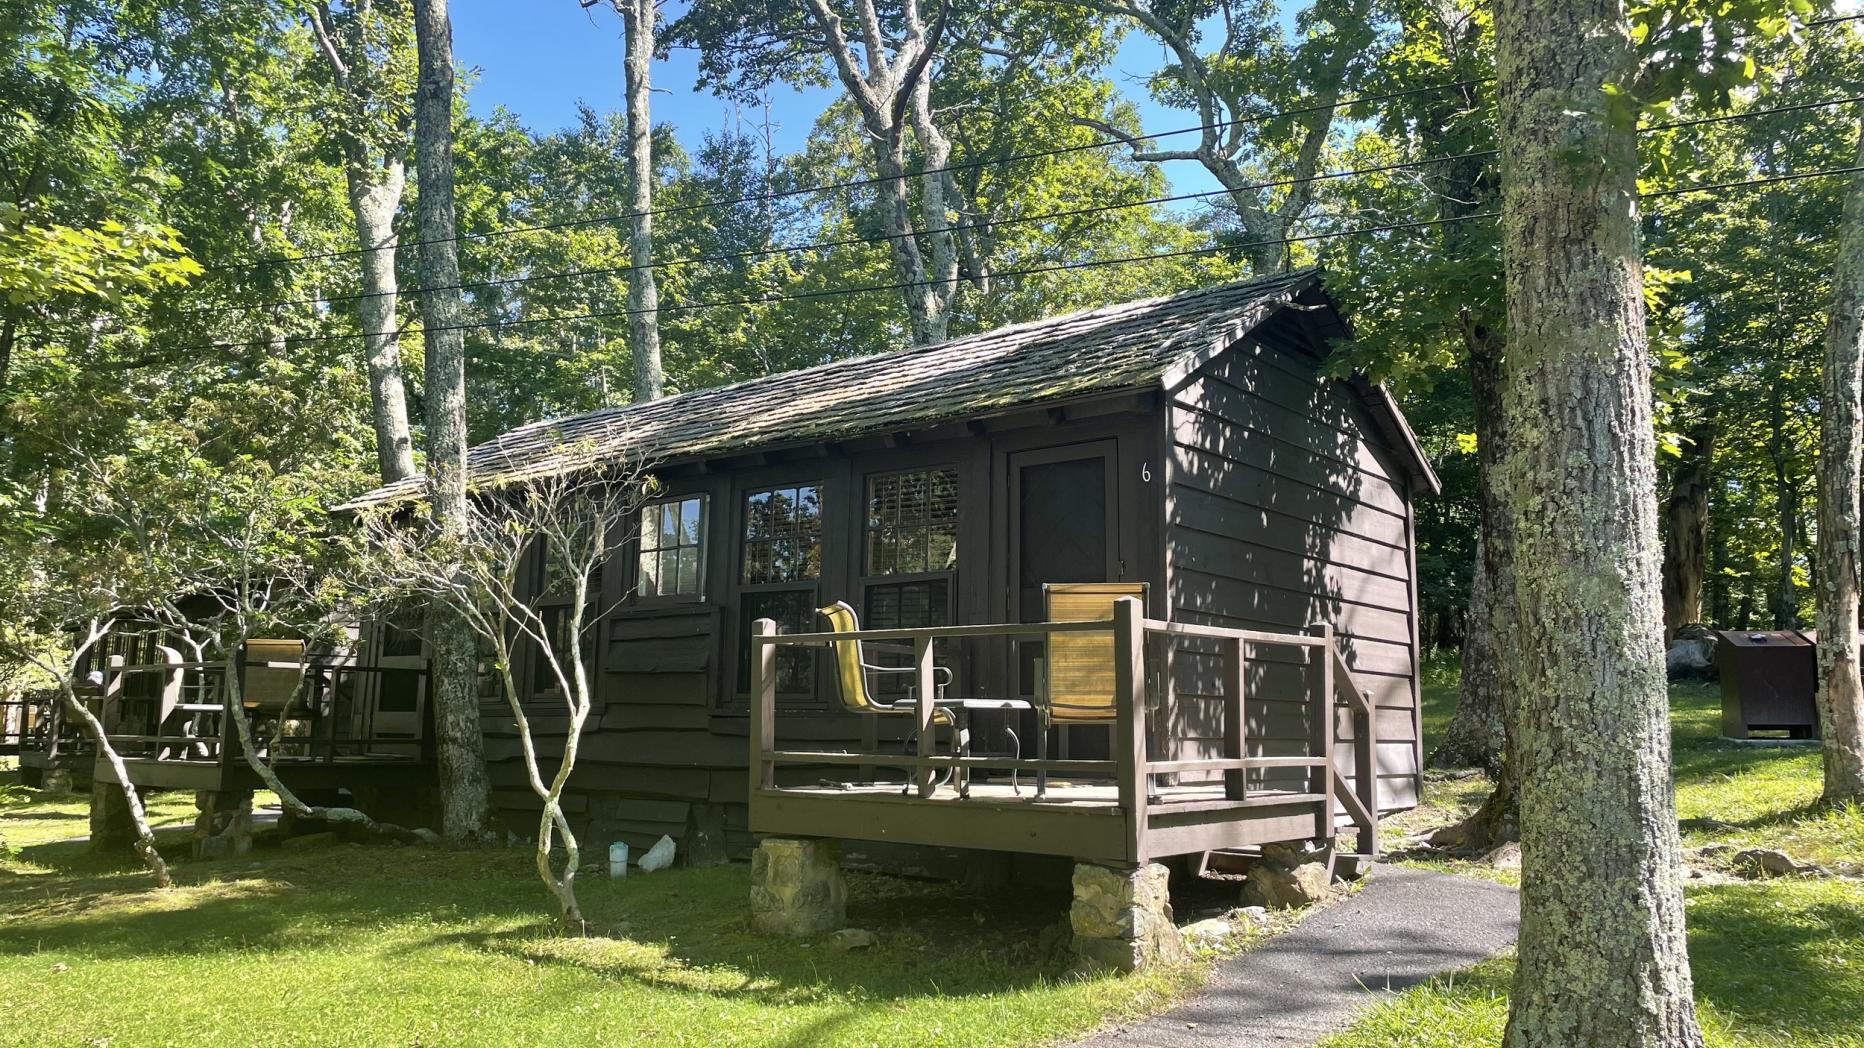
[188, 10, 1864, 276]
[177, 147, 1501, 317]
[168, 92, 1864, 322]
[149, 164, 1860, 359]
[192, 76, 1495, 275]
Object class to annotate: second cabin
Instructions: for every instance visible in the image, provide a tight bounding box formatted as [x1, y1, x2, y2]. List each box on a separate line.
[342, 268, 1440, 871]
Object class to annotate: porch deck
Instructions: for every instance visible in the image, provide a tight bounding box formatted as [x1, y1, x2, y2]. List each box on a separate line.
[748, 597, 1382, 868]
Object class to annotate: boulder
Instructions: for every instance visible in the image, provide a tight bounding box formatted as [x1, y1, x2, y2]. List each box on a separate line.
[1483, 841, 1522, 870]
[1069, 862, 1187, 972]
[1732, 847, 1826, 879]
[1242, 860, 1330, 909]
[1665, 625, 1719, 682]
[828, 928, 877, 952]
[1180, 918, 1233, 949]
[751, 837, 847, 937]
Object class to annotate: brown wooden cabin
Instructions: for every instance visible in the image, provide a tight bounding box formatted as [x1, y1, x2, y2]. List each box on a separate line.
[19, 607, 435, 825]
[342, 269, 1439, 872]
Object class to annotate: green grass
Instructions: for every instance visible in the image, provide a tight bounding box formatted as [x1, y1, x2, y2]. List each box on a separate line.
[1326, 675, 1864, 1048]
[0, 781, 1208, 1048]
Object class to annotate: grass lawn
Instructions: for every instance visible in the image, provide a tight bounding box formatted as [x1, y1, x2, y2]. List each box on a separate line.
[1323, 675, 1864, 1048]
[0, 781, 1212, 1048]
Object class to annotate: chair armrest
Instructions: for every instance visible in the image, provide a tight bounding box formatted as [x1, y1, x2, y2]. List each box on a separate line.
[862, 663, 955, 687]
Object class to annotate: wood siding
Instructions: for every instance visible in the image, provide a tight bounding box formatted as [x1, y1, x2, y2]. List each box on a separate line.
[1161, 316, 1423, 811]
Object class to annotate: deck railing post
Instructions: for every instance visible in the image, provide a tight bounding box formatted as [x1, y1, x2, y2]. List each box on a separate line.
[1307, 623, 1335, 848]
[1113, 597, 1147, 862]
[1339, 649, 1381, 856]
[1220, 635, 1247, 800]
[750, 619, 777, 792]
[913, 634, 937, 798]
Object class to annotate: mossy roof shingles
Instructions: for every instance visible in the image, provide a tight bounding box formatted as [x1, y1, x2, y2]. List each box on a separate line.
[338, 270, 1325, 511]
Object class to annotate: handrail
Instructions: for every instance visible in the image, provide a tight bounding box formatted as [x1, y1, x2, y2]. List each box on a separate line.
[760, 619, 1114, 646]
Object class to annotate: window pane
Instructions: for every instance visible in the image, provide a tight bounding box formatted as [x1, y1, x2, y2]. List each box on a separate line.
[677, 547, 700, 594]
[638, 548, 658, 598]
[680, 498, 701, 546]
[640, 508, 658, 548]
[741, 589, 818, 696]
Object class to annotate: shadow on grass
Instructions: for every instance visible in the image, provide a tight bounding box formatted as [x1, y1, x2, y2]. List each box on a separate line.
[391, 863, 1083, 1007]
[1, 835, 1090, 1008]
[1685, 881, 1864, 1038]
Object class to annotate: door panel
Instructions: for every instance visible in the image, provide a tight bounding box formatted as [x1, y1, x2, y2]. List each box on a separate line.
[1009, 441, 1119, 696]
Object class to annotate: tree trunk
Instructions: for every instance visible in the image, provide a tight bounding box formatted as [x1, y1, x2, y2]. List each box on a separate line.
[57, 680, 171, 887]
[1816, 119, 1864, 806]
[347, 159, 418, 482]
[1769, 375, 1801, 628]
[1661, 408, 1717, 640]
[1434, 337, 1510, 771]
[617, 0, 663, 402]
[413, 0, 492, 843]
[1493, 0, 1702, 1043]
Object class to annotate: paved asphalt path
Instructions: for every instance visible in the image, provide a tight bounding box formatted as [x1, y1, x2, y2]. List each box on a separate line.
[1074, 866, 1520, 1047]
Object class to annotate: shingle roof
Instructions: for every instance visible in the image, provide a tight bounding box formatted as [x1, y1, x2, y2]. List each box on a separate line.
[339, 270, 1424, 511]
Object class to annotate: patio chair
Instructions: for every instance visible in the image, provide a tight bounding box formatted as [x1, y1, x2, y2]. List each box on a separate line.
[1036, 582, 1150, 798]
[819, 602, 1031, 795]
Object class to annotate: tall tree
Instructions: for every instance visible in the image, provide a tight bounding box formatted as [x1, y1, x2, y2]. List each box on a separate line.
[669, 0, 973, 345]
[304, 0, 419, 482]
[610, 0, 663, 400]
[412, 0, 493, 842]
[1492, 0, 1701, 1044]
[1816, 115, 1864, 807]
[1061, 0, 1373, 275]
[1661, 406, 1717, 639]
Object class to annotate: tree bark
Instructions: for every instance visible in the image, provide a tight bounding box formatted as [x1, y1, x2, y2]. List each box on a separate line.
[1661, 408, 1717, 640]
[1816, 118, 1864, 806]
[413, 0, 493, 843]
[1769, 375, 1802, 628]
[798, 0, 958, 345]
[1434, 336, 1510, 771]
[1493, 0, 1702, 1043]
[616, 0, 663, 402]
[347, 160, 418, 482]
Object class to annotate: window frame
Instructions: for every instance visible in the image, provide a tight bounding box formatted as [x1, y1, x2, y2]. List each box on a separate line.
[631, 493, 710, 606]
[857, 465, 960, 698]
[732, 478, 827, 706]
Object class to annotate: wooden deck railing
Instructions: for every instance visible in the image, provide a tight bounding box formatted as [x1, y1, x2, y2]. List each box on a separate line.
[750, 594, 1381, 857]
[86, 654, 433, 767]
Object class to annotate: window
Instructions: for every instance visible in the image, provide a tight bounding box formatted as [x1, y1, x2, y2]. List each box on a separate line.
[743, 484, 822, 584]
[862, 468, 958, 696]
[637, 495, 706, 599]
[866, 468, 957, 575]
[739, 483, 823, 699]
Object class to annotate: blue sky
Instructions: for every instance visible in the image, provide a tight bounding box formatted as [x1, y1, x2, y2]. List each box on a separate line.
[448, 0, 1223, 195]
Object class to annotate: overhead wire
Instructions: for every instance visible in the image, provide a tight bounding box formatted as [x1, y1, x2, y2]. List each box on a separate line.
[153, 163, 1864, 358]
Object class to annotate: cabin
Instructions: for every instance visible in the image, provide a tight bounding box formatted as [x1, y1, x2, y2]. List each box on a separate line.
[342, 269, 1438, 942]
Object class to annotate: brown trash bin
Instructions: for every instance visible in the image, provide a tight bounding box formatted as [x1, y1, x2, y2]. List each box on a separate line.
[1714, 630, 1820, 740]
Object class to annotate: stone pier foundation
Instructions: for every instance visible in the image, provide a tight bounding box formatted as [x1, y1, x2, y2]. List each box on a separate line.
[751, 837, 847, 936]
[192, 789, 254, 859]
[89, 780, 137, 853]
[1070, 861, 1187, 972]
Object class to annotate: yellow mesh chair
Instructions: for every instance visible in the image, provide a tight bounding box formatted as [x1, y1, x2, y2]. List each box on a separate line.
[819, 602, 954, 726]
[819, 602, 1036, 795]
[1037, 582, 1149, 796]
